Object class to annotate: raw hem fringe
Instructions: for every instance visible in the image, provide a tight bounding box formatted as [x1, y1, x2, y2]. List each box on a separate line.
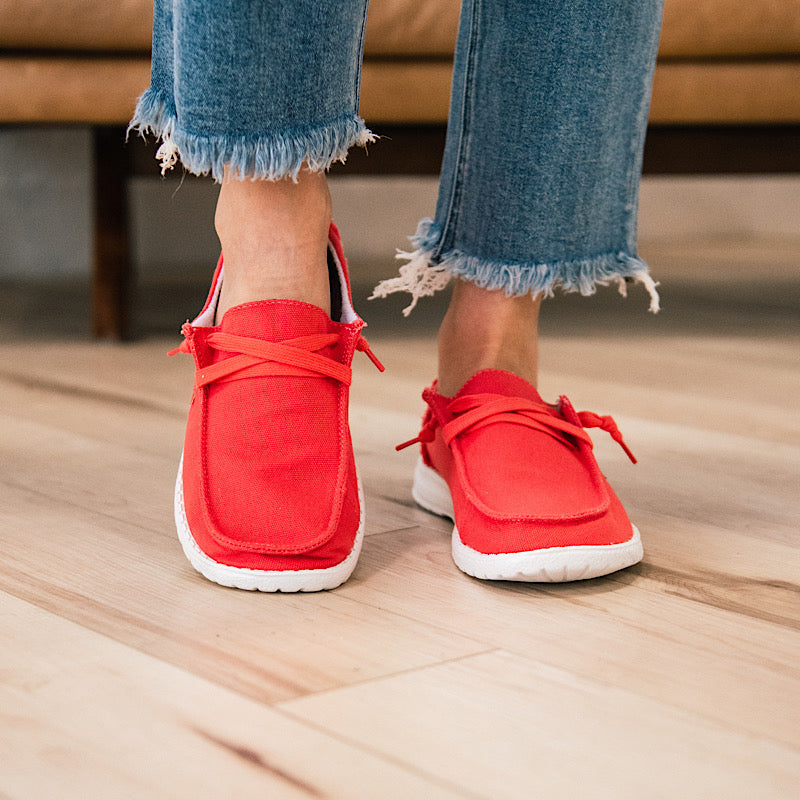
[370, 218, 661, 316]
[127, 89, 376, 182]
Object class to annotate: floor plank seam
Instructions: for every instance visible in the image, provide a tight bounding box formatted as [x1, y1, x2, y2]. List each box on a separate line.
[591, 564, 800, 637]
[1, 585, 314, 706]
[529, 571, 800, 666]
[363, 523, 445, 539]
[479, 641, 800, 753]
[275, 648, 500, 710]
[338, 592, 491, 653]
[1, 570, 495, 712]
[634, 564, 800, 632]
[273, 703, 490, 800]
[186, 725, 325, 798]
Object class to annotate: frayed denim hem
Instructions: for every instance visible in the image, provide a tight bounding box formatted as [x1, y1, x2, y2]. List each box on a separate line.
[370, 218, 661, 316]
[127, 88, 376, 182]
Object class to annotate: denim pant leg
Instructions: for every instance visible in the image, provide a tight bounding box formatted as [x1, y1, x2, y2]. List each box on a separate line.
[372, 0, 665, 313]
[129, 0, 372, 181]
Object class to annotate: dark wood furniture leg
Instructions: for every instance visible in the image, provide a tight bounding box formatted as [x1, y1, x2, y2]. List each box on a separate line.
[92, 126, 130, 339]
[642, 126, 800, 174]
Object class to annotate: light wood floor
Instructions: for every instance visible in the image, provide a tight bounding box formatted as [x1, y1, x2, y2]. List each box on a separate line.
[1, 240, 799, 799]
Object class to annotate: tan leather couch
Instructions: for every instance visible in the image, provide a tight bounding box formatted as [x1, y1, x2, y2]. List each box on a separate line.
[2, 0, 799, 336]
[3, 0, 800, 125]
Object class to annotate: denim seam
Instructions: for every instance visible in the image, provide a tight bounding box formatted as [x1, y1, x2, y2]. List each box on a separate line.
[433, 0, 481, 262]
[625, 1, 665, 253]
[353, 0, 370, 111]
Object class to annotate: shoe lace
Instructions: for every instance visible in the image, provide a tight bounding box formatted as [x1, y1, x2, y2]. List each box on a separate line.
[397, 393, 636, 464]
[169, 325, 384, 387]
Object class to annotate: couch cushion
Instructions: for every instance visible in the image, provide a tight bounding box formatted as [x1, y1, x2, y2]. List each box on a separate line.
[1, 0, 799, 57]
[364, 0, 800, 58]
[0, 56, 149, 122]
[3, 54, 799, 126]
[649, 61, 800, 123]
[0, 0, 153, 50]
[356, 60, 800, 125]
[660, 0, 800, 57]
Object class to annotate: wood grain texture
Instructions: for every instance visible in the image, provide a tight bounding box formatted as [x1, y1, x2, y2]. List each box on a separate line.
[281, 649, 800, 800]
[1, 247, 798, 798]
[0, 593, 465, 799]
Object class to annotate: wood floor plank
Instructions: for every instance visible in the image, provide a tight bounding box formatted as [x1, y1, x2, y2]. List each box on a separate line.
[0, 592, 466, 800]
[280, 649, 800, 800]
[0, 477, 489, 704]
[337, 523, 800, 750]
[1, 245, 798, 798]
[0, 408, 489, 705]
[594, 419, 800, 547]
[0, 367, 425, 536]
[2, 339, 193, 406]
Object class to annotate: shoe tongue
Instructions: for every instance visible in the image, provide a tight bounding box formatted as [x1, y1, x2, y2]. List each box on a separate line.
[456, 369, 544, 405]
[219, 299, 334, 340]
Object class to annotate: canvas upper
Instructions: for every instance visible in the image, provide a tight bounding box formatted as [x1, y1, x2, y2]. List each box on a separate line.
[404, 369, 642, 581]
[172, 224, 383, 589]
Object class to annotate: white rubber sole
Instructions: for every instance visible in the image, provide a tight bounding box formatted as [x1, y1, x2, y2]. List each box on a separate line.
[174, 457, 363, 592]
[411, 457, 643, 583]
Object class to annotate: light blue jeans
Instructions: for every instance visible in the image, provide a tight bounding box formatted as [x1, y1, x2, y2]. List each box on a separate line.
[130, 0, 665, 312]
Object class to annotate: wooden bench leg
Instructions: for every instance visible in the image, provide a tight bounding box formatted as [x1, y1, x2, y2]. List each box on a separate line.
[92, 126, 130, 340]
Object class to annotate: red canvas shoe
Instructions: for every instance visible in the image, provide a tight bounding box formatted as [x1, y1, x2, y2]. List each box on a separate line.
[399, 370, 642, 582]
[170, 224, 383, 591]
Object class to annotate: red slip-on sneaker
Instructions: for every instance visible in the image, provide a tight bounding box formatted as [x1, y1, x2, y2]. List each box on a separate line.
[399, 369, 642, 582]
[170, 223, 383, 592]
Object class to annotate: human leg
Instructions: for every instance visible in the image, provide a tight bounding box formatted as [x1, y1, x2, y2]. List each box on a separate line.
[214, 170, 333, 318]
[434, 2, 665, 393]
[374, 0, 665, 318]
[130, 0, 380, 591]
[133, 0, 373, 182]
[132, 0, 373, 320]
[437, 280, 541, 396]
[389, 0, 664, 581]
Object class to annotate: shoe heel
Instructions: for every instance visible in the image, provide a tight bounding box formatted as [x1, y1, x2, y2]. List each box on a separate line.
[411, 457, 455, 519]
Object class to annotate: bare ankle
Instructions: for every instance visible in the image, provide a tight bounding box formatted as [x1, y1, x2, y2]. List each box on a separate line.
[437, 280, 541, 396]
[214, 169, 333, 320]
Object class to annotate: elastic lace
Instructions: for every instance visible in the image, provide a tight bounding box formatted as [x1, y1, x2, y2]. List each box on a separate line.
[169, 327, 383, 387]
[397, 392, 636, 464]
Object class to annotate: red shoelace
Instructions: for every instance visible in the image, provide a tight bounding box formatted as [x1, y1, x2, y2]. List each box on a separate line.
[397, 392, 637, 464]
[170, 326, 384, 387]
